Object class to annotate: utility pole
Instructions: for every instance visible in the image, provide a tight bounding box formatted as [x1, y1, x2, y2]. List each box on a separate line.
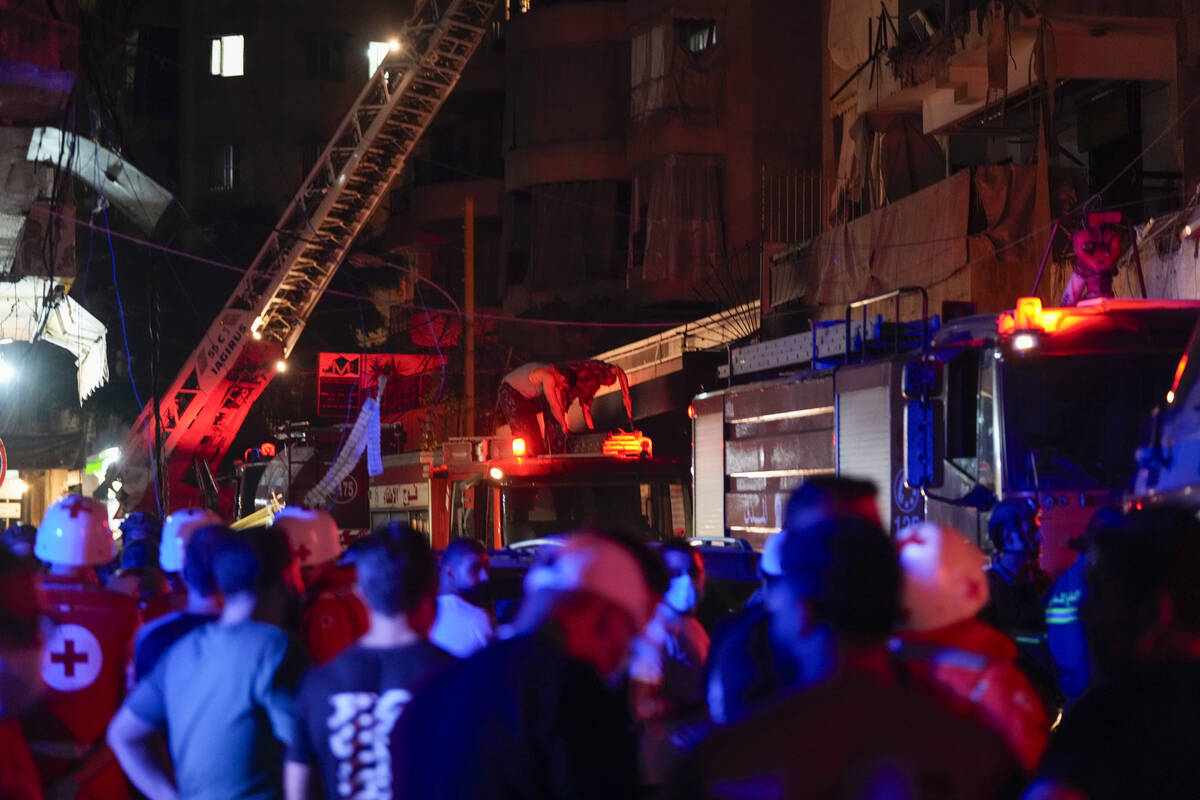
[464, 195, 476, 436]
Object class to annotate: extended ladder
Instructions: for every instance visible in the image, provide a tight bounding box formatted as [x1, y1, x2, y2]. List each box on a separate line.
[115, 0, 499, 512]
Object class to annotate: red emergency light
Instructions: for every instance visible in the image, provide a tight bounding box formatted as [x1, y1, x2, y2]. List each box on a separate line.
[260, 442, 277, 458]
[511, 437, 527, 457]
[602, 431, 652, 459]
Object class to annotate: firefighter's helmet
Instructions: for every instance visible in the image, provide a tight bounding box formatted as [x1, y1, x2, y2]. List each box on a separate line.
[273, 507, 341, 567]
[159, 508, 223, 572]
[896, 521, 989, 632]
[35, 496, 115, 567]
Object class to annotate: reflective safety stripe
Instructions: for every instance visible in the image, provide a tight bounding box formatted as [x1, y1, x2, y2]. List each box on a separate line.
[1015, 634, 1046, 646]
[1046, 614, 1079, 624]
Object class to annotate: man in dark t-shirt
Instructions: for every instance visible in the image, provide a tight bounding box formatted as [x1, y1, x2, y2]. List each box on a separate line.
[392, 530, 667, 800]
[672, 515, 1021, 799]
[285, 524, 452, 800]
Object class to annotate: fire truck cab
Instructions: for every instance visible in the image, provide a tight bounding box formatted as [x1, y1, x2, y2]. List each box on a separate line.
[433, 432, 692, 551]
[1132, 313, 1200, 510]
[693, 290, 1200, 575]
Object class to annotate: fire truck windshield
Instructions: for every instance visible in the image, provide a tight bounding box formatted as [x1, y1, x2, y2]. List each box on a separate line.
[1004, 351, 1181, 491]
[500, 478, 688, 545]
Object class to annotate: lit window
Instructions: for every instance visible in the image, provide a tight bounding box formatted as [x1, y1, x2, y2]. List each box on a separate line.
[210, 34, 244, 77]
[209, 145, 240, 191]
[367, 41, 391, 76]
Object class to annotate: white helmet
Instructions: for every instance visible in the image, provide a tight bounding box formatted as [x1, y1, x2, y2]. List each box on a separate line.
[272, 507, 341, 567]
[896, 522, 990, 632]
[159, 508, 223, 572]
[35, 495, 115, 567]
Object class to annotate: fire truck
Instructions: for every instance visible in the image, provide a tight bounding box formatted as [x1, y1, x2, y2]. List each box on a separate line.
[1131, 316, 1200, 509]
[368, 431, 691, 550]
[238, 427, 690, 551]
[692, 288, 1200, 575]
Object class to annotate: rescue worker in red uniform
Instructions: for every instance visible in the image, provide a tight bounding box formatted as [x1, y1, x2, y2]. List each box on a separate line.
[892, 521, 1050, 772]
[274, 507, 367, 664]
[25, 495, 139, 799]
[0, 546, 46, 800]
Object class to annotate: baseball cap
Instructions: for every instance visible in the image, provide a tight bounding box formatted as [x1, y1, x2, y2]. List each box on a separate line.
[1069, 504, 1123, 552]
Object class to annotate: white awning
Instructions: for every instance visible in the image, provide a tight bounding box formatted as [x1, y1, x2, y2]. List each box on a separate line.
[0, 276, 108, 402]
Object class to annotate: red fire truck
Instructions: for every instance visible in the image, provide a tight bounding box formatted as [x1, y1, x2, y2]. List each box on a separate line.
[692, 289, 1200, 575]
[371, 432, 691, 550]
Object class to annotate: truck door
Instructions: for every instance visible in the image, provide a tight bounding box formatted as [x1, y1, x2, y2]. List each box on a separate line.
[930, 347, 996, 546]
[449, 477, 489, 547]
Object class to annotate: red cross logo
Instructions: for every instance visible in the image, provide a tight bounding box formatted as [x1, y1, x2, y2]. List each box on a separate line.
[62, 496, 92, 518]
[51, 639, 88, 677]
[293, 543, 312, 562]
[41, 624, 102, 691]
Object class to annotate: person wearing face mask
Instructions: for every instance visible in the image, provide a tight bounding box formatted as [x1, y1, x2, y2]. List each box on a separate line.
[0, 548, 45, 800]
[429, 538, 494, 657]
[630, 541, 710, 788]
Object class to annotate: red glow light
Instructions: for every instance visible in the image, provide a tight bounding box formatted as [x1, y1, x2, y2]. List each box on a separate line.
[511, 437, 527, 457]
[603, 431, 653, 458]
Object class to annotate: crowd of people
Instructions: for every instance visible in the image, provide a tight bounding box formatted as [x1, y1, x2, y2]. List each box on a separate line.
[0, 477, 1198, 799]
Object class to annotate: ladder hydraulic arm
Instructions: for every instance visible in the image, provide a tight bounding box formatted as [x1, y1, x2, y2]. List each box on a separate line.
[111, 0, 499, 514]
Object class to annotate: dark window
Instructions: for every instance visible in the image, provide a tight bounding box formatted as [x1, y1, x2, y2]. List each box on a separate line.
[676, 19, 718, 53]
[209, 145, 240, 190]
[946, 351, 978, 465]
[303, 33, 346, 81]
[1003, 352, 1180, 490]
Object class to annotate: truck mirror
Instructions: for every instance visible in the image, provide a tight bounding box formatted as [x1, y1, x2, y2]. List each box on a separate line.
[904, 399, 943, 488]
[902, 360, 943, 401]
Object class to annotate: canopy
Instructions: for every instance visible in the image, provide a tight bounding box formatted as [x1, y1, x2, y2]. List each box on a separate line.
[0, 276, 108, 402]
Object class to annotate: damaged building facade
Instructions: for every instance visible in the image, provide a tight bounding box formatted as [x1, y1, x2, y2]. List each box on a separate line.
[766, 0, 1200, 327]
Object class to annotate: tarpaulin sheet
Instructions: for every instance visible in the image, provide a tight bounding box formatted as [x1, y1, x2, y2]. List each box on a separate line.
[637, 154, 724, 283]
[809, 169, 969, 305]
[799, 164, 1036, 306]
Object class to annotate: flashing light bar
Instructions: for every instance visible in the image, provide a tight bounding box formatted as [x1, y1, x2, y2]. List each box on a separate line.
[602, 431, 652, 459]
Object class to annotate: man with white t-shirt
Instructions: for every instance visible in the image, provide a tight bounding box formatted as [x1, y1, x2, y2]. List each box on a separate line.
[429, 539, 494, 658]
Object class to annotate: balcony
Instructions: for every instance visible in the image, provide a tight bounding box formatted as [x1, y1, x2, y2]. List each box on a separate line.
[835, 5, 1177, 134]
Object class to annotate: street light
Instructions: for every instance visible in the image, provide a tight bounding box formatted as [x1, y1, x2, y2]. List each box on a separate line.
[275, 360, 288, 373]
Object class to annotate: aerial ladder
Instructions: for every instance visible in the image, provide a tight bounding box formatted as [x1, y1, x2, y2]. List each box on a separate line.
[110, 0, 500, 514]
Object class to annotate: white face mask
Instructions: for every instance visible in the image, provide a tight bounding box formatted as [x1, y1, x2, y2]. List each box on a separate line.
[664, 574, 698, 614]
